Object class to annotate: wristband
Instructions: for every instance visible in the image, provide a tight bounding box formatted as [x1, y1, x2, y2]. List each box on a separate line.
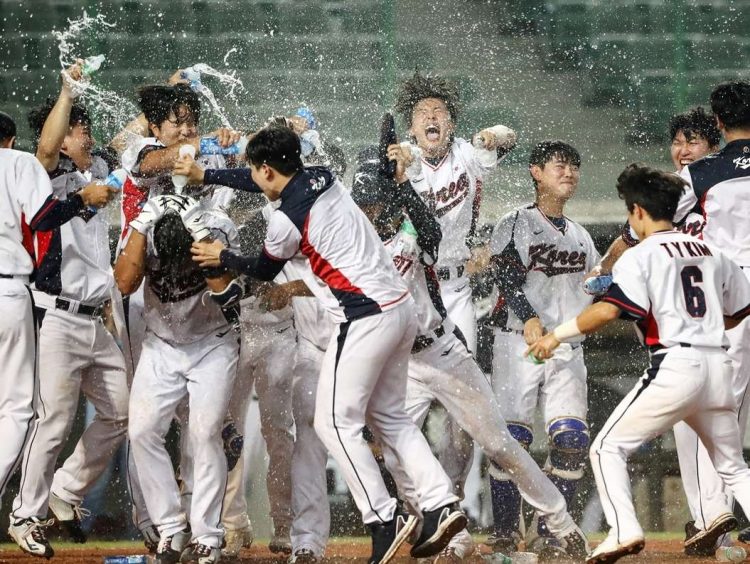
[553, 318, 583, 342]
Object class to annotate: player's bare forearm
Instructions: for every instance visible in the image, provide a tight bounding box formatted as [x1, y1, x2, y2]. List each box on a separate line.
[139, 139, 199, 176]
[258, 279, 312, 311]
[35, 92, 75, 172]
[577, 301, 622, 333]
[109, 113, 148, 155]
[205, 271, 235, 293]
[597, 236, 629, 275]
[114, 232, 147, 295]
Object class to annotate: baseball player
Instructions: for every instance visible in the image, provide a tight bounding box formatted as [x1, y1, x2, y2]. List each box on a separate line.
[115, 194, 242, 564]
[350, 145, 590, 562]
[7, 64, 130, 558]
[0, 112, 113, 539]
[190, 125, 466, 564]
[528, 164, 750, 564]
[487, 141, 599, 557]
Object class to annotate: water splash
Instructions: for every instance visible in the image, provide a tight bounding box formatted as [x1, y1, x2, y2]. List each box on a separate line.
[188, 61, 245, 129]
[53, 12, 138, 143]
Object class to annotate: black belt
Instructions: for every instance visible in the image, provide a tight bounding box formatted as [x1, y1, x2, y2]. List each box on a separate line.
[435, 265, 464, 281]
[411, 324, 446, 354]
[55, 297, 107, 318]
[648, 342, 727, 353]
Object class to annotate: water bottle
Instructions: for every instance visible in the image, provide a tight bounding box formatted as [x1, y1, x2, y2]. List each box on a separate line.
[199, 136, 248, 156]
[716, 545, 747, 561]
[103, 556, 154, 564]
[525, 352, 545, 365]
[295, 105, 317, 130]
[86, 168, 127, 214]
[81, 54, 105, 76]
[172, 144, 197, 192]
[583, 274, 613, 296]
[299, 129, 320, 158]
[180, 66, 203, 93]
[480, 553, 512, 563]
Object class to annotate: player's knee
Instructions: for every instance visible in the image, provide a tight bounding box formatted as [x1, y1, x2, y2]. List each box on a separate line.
[548, 417, 589, 480]
[489, 422, 533, 480]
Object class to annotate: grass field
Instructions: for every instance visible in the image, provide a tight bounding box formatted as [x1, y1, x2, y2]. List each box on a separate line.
[0, 533, 740, 563]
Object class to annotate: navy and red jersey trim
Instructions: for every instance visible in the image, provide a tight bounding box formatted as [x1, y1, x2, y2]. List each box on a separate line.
[602, 283, 647, 321]
[730, 302, 750, 321]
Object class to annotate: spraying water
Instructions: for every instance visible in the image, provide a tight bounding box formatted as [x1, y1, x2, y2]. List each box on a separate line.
[183, 61, 245, 129]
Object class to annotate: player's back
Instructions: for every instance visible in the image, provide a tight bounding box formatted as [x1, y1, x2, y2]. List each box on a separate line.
[608, 230, 750, 350]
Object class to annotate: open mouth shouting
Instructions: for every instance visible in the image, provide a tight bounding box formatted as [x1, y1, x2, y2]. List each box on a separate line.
[425, 124, 441, 143]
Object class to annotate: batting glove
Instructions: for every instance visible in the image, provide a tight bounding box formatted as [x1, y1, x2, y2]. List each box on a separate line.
[129, 195, 171, 235]
[170, 195, 212, 241]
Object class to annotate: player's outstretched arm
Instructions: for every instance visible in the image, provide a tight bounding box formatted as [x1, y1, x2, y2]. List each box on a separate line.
[526, 301, 621, 360]
[172, 158, 262, 193]
[114, 230, 147, 295]
[257, 280, 313, 312]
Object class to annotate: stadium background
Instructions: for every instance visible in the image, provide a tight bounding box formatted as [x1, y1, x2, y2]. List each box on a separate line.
[0, 0, 749, 544]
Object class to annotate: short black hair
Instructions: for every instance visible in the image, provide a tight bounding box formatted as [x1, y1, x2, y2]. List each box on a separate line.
[395, 71, 460, 126]
[152, 211, 201, 289]
[528, 140, 581, 187]
[0, 111, 16, 143]
[27, 97, 91, 143]
[137, 84, 201, 128]
[669, 106, 721, 147]
[710, 80, 750, 131]
[616, 163, 686, 221]
[245, 125, 304, 176]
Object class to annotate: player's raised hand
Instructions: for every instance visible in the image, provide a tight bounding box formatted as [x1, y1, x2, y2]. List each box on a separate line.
[209, 128, 243, 148]
[525, 333, 561, 361]
[473, 125, 517, 151]
[60, 59, 84, 99]
[523, 317, 545, 346]
[173, 156, 206, 186]
[386, 143, 413, 183]
[78, 182, 117, 208]
[191, 240, 226, 268]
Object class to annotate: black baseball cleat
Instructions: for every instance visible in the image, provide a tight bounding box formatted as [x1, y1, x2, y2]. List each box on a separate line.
[560, 525, 590, 561]
[368, 510, 418, 564]
[410, 503, 468, 558]
[156, 527, 192, 564]
[738, 525, 750, 544]
[48, 493, 88, 543]
[684, 513, 738, 556]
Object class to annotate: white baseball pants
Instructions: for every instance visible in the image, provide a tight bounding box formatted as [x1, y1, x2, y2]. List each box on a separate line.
[439, 275, 476, 353]
[11, 306, 129, 520]
[383, 330, 574, 534]
[314, 300, 457, 524]
[591, 346, 750, 543]
[0, 278, 36, 497]
[291, 336, 330, 556]
[128, 329, 238, 548]
[222, 321, 295, 533]
[673, 316, 750, 529]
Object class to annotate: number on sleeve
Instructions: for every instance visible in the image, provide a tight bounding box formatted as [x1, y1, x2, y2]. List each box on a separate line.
[680, 265, 706, 318]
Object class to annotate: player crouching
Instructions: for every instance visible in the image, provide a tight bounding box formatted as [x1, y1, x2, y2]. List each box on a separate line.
[527, 165, 750, 564]
[115, 195, 242, 564]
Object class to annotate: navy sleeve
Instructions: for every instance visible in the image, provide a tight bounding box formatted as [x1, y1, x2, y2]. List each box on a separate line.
[601, 282, 647, 321]
[490, 242, 538, 323]
[29, 193, 85, 231]
[204, 168, 262, 193]
[220, 248, 286, 281]
[395, 180, 442, 263]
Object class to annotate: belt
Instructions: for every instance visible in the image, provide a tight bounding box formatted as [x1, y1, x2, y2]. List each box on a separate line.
[54, 297, 108, 318]
[0, 273, 29, 282]
[435, 265, 465, 281]
[411, 324, 446, 354]
[496, 327, 524, 336]
[649, 342, 728, 354]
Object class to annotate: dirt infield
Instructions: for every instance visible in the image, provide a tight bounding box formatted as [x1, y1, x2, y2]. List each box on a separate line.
[0, 537, 738, 563]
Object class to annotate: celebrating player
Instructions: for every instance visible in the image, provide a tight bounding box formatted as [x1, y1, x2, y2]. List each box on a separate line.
[115, 195, 242, 564]
[527, 164, 750, 564]
[8, 62, 127, 558]
[486, 141, 599, 557]
[190, 125, 467, 563]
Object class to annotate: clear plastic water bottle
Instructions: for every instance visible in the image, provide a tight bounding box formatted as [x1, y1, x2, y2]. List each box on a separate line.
[199, 136, 248, 156]
[81, 54, 105, 76]
[716, 546, 747, 561]
[583, 274, 613, 296]
[180, 66, 203, 93]
[480, 553, 513, 563]
[295, 105, 317, 130]
[299, 129, 320, 158]
[103, 556, 153, 564]
[172, 144, 197, 192]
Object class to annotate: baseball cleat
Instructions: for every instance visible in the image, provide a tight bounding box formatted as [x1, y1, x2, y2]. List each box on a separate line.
[684, 513, 737, 556]
[368, 510, 418, 564]
[410, 503, 468, 558]
[559, 524, 590, 560]
[8, 517, 55, 559]
[156, 526, 192, 564]
[141, 523, 160, 553]
[288, 548, 319, 563]
[269, 528, 292, 555]
[585, 533, 644, 564]
[222, 522, 254, 557]
[738, 525, 750, 543]
[484, 530, 521, 554]
[48, 492, 88, 543]
[181, 542, 221, 564]
[528, 535, 568, 561]
[434, 527, 475, 561]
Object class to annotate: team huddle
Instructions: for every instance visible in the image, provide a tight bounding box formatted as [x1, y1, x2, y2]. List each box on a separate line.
[0, 58, 749, 564]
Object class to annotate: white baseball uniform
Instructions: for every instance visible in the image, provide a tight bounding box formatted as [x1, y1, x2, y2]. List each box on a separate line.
[128, 209, 240, 549]
[0, 149, 55, 497]
[11, 153, 130, 522]
[409, 137, 500, 353]
[379, 224, 580, 536]
[593, 229, 750, 543]
[220, 167, 457, 525]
